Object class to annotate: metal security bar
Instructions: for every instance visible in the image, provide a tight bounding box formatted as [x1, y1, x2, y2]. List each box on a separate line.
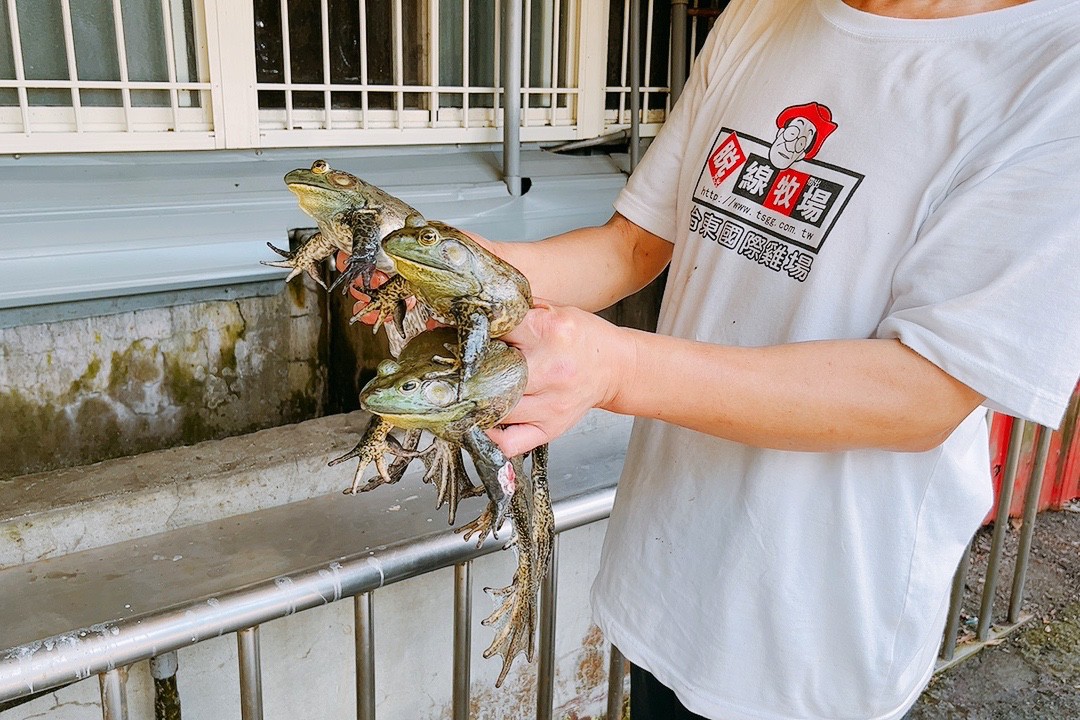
[0, 0, 688, 153]
[253, 0, 598, 147]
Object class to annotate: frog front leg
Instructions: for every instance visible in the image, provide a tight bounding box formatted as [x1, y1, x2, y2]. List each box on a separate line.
[327, 416, 397, 494]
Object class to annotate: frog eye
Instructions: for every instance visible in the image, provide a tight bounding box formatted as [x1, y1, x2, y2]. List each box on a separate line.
[311, 159, 329, 174]
[329, 172, 355, 188]
[422, 381, 455, 406]
[418, 228, 439, 246]
[400, 380, 419, 392]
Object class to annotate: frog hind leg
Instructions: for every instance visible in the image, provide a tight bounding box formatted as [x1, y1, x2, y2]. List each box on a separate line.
[348, 274, 413, 339]
[459, 426, 515, 542]
[327, 416, 397, 494]
[481, 467, 537, 687]
[528, 444, 554, 598]
[261, 233, 335, 289]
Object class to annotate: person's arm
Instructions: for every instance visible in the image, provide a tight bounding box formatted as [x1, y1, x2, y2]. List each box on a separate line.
[488, 303, 986, 458]
[482, 212, 672, 312]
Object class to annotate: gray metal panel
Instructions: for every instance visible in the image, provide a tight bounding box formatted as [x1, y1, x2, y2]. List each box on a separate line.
[0, 147, 626, 316]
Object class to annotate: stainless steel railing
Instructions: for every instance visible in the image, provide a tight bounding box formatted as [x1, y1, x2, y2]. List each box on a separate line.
[0, 486, 618, 719]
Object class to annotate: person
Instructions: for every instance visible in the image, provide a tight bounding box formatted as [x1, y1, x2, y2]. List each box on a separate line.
[355, 1, 1080, 717]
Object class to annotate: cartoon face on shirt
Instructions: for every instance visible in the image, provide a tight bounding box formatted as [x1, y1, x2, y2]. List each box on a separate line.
[769, 117, 817, 169]
[768, 102, 839, 170]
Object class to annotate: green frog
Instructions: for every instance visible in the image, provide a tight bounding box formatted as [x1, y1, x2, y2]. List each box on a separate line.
[264, 159, 418, 291]
[360, 214, 532, 385]
[336, 327, 552, 686]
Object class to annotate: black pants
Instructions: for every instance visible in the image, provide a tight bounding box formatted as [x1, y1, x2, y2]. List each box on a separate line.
[630, 662, 711, 720]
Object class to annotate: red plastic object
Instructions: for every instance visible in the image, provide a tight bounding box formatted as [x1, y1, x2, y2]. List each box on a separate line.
[985, 382, 1080, 523]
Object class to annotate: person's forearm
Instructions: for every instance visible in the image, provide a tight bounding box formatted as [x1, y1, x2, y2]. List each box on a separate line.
[489, 212, 671, 311]
[605, 328, 984, 453]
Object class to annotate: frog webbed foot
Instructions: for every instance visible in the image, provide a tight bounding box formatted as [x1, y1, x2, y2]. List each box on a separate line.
[348, 275, 413, 339]
[457, 501, 501, 548]
[481, 488, 538, 687]
[327, 417, 398, 494]
[416, 438, 484, 526]
[261, 234, 335, 289]
[481, 578, 536, 687]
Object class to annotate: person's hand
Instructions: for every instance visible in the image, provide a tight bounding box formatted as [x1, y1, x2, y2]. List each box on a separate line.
[488, 301, 630, 457]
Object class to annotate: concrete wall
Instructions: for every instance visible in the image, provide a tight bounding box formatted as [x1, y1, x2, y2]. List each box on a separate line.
[0, 279, 327, 479]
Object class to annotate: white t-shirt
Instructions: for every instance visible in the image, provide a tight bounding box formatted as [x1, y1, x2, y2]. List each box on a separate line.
[592, 1, 1080, 719]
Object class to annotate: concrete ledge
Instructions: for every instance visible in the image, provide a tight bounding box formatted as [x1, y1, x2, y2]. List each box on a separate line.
[0, 409, 632, 568]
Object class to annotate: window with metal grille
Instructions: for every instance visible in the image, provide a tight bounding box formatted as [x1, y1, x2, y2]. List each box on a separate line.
[0, 0, 710, 154]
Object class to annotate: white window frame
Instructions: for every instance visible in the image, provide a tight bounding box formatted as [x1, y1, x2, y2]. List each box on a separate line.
[0, 0, 678, 155]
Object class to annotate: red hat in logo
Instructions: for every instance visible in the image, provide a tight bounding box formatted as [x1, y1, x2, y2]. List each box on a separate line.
[775, 102, 838, 160]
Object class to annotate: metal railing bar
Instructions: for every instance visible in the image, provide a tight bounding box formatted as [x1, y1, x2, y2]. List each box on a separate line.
[452, 563, 472, 720]
[237, 626, 264, 720]
[355, 593, 376, 720]
[940, 541, 973, 662]
[536, 534, 559, 720]
[0, 486, 615, 703]
[976, 418, 1026, 641]
[549, 0, 562, 126]
[606, 644, 626, 719]
[99, 667, 129, 720]
[1008, 424, 1053, 623]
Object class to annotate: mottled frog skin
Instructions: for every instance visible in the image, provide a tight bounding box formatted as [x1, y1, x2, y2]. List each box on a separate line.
[338, 327, 551, 686]
[364, 214, 532, 385]
[264, 159, 418, 291]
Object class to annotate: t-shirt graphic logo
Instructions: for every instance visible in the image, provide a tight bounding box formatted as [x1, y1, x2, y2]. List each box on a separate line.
[690, 101, 862, 282]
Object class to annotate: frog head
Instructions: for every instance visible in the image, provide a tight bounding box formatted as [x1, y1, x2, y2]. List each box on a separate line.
[284, 159, 374, 223]
[360, 357, 474, 428]
[381, 214, 485, 297]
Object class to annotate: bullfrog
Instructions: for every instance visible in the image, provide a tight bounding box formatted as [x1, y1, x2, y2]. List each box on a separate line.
[263, 159, 418, 291]
[341, 327, 552, 686]
[361, 214, 532, 386]
[356, 327, 527, 534]
[328, 329, 484, 525]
